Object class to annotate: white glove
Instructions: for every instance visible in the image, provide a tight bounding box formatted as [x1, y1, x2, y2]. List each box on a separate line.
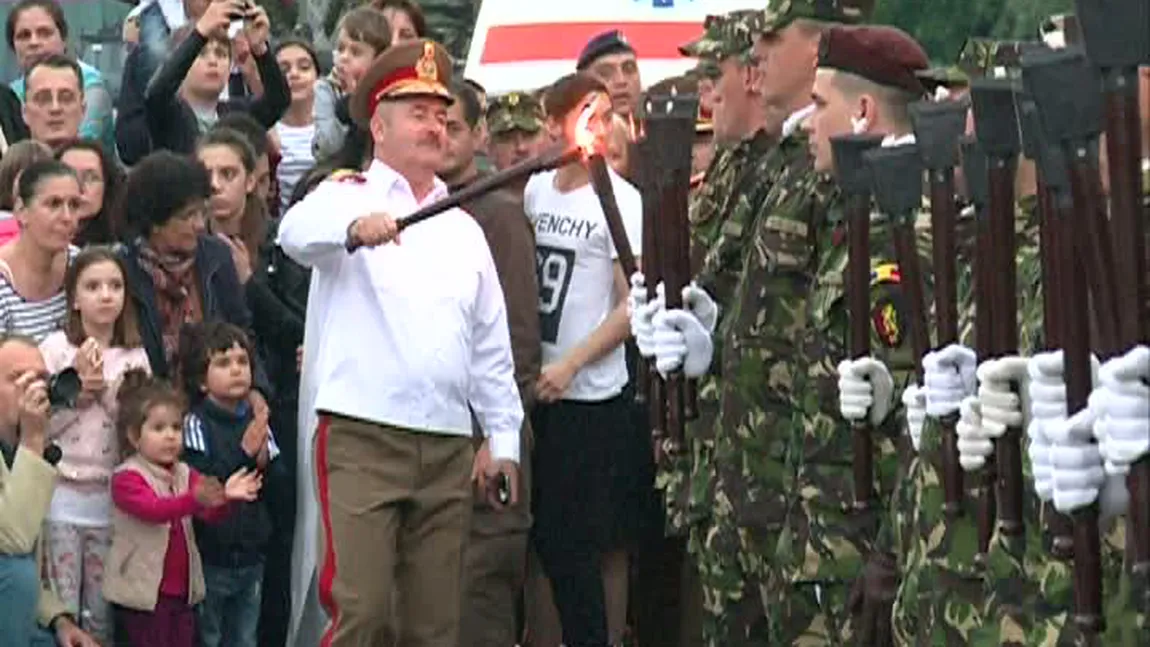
[902, 384, 927, 452]
[628, 272, 664, 358]
[1049, 405, 1105, 514]
[681, 282, 719, 334]
[976, 356, 1029, 437]
[1027, 352, 1069, 502]
[1094, 345, 1150, 474]
[651, 309, 714, 379]
[836, 357, 895, 426]
[922, 344, 977, 417]
[1027, 412, 1055, 502]
[956, 395, 994, 471]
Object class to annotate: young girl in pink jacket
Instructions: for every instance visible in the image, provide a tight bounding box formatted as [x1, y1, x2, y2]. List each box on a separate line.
[38, 247, 151, 642]
[103, 370, 261, 646]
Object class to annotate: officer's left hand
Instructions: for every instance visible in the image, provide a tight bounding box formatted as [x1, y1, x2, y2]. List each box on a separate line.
[976, 356, 1029, 437]
[651, 309, 713, 379]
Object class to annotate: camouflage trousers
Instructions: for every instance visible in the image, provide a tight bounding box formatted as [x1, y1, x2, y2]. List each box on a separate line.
[690, 498, 859, 646]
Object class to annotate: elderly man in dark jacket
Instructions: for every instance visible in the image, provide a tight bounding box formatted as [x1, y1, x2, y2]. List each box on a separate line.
[439, 80, 541, 647]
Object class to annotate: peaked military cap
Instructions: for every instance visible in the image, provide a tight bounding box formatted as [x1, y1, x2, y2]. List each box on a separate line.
[351, 39, 454, 128]
[577, 30, 635, 71]
[487, 91, 545, 135]
[678, 10, 764, 63]
[818, 25, 930, 95]
[761, 0, 875, 34]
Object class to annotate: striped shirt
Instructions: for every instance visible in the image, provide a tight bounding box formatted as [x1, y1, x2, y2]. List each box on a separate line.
[0, 247, 79, 343]
[275, 122, 317, 214]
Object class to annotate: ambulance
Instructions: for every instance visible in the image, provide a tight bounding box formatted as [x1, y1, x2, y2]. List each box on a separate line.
[464, 0, 768, 95]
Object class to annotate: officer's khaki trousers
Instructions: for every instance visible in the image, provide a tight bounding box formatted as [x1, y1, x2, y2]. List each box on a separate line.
[314, 414, 473, 647]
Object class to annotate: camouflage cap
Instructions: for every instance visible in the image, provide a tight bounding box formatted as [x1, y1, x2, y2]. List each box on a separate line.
[486, 91, 545, 135]
[678, 10, 765, 64]
[915, 66, 971, 92]
[761, 0, 875, 35]
[955, 38, 1026, 81]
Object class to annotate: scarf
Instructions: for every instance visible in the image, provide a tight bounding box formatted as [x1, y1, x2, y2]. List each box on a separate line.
[136, 239, 200, 369]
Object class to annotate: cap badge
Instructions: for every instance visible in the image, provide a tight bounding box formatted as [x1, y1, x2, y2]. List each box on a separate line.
[508, 93, 520, 106]
[416, 42, 438, 82]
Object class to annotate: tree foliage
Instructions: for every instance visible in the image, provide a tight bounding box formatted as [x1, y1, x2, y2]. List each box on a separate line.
[872, 0, 1075, 62]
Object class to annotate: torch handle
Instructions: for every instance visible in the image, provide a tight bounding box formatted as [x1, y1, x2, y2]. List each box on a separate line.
[346, 146, 583, 252]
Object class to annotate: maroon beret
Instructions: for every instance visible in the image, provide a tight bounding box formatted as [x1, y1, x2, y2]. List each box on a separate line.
[818, 25, 930, 95]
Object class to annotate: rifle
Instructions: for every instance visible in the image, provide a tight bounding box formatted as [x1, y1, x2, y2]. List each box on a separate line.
[637, 131, 667, 445]
[830, 134, 885, 511]
[970, 78, 1026, 544]
[1015, 88, 1077, 559]
[642, 92, 698, 453]
[863, 145, 932, 507]
[910, 96, 969, 521]
[1076, 0, 1150, 583]
[1023, 45, 1108, 634]
[959, 136, 998, 564]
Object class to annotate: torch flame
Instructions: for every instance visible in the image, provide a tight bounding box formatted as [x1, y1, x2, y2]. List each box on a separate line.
[574, 91, 612, 158]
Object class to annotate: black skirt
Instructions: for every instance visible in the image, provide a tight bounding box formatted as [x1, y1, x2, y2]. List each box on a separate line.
[530, 393, 657, 557]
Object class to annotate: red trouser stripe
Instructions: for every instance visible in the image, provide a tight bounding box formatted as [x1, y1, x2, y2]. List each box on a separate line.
[316, 417, 339, 647]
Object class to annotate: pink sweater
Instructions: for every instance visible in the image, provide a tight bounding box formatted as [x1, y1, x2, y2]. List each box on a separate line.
[40, 331, 152, 484]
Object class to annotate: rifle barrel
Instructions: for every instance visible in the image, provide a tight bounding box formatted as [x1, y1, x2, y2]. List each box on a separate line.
[929, 168, 965, 518]
[845, 193, 874, 509]
[1100, 66, 1150, 577]
[988, 158, 1024, 537]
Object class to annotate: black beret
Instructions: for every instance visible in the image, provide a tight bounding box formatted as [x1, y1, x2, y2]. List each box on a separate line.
[577, 30, 635, 71]
[818, 25, 930, 95]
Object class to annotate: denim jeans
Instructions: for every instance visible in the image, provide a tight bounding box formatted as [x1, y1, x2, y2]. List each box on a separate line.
[0, 553, 62, 647]
[198, 562, 264, 647]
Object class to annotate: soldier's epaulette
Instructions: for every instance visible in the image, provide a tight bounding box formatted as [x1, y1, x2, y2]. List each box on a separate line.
[329, 169, 366, 184]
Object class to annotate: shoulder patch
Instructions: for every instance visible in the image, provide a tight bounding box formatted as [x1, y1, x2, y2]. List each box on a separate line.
[870, 263, 901, 287]
[870, 263, 906, 348]
[329, 169, 366, 184]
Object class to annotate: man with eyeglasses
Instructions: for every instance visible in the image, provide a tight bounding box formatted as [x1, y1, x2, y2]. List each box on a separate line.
[21, 54, 82, 152]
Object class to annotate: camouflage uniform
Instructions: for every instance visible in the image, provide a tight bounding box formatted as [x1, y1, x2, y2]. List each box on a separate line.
[656, 10, 780, 543]
[790, 200, 936, 646]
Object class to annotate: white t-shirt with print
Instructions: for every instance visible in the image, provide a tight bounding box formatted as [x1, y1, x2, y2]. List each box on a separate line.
[524, 168, 642, 402]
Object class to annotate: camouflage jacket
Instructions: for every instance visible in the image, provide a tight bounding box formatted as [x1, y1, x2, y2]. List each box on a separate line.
[781, 202, 936, 594]
[704, 130, 827, 582]
[659, 128, 783, 536]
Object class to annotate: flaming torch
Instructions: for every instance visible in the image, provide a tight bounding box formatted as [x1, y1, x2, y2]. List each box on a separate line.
[349, 95, 638, 267]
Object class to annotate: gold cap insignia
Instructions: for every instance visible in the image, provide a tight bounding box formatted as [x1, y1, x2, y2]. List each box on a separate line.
[416, 42, 437, 81]
[508, 93, 519, 106]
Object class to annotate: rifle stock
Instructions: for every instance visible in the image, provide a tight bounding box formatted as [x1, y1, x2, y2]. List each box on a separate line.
[831, 134, 885, 511]
[642, 93, 698, 452]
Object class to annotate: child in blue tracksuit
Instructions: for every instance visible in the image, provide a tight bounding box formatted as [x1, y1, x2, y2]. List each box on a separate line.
[177, 321, 279, 647]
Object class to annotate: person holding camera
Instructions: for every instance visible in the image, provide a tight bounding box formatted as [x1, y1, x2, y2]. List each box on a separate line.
[37, 248, 152, 644]
[0, 333, 99, 647]
[143, 0, 289, 157]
